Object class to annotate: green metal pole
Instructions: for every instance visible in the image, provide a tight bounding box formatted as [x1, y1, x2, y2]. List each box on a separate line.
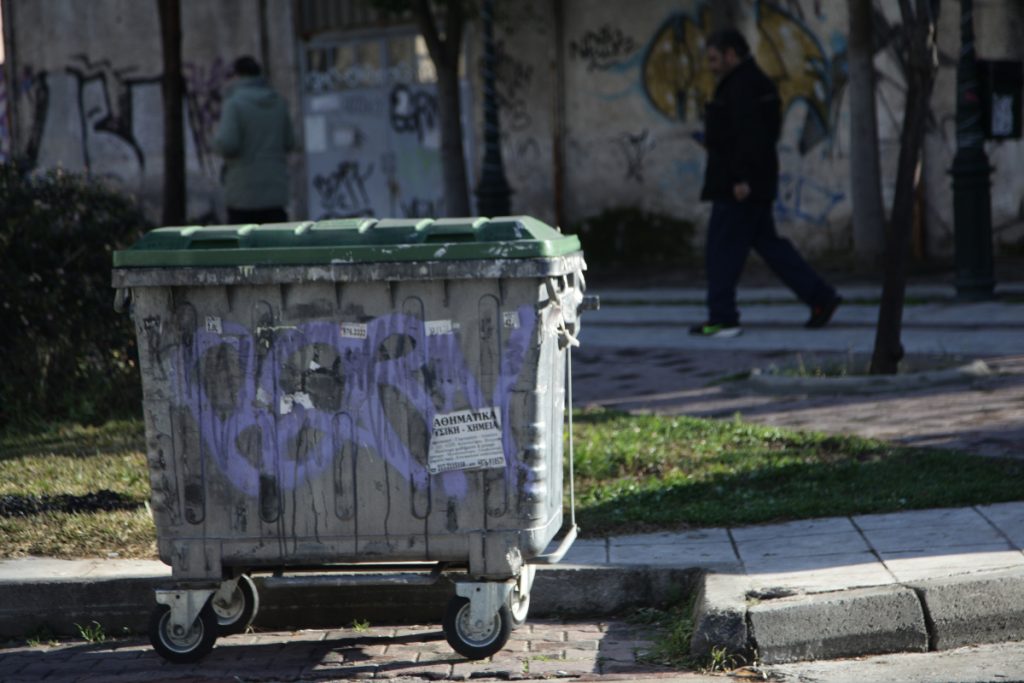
[950, 0, 995, 300]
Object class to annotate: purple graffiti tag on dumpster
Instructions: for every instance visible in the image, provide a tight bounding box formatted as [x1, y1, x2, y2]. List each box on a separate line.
[168, 307, 538, 501]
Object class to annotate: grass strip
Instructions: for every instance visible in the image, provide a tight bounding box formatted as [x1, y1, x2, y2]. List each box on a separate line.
[1, 413, 1021, 558]
[572, 409, 1024, 536]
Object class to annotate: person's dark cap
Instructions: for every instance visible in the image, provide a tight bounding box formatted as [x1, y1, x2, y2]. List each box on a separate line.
[232, 56, 262, 77]
[706, 29, 751, 59]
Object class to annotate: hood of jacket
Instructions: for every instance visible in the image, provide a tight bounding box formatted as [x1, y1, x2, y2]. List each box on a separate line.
[226, 77, 280, 107]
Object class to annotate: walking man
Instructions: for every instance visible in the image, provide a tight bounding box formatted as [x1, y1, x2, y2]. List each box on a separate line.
[690, 29, 841, 338]
[214, 56, 297, 224]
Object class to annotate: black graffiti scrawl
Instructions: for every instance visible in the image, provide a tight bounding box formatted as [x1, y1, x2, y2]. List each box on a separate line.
[569, 24, 639, 71]
[313, 160, 375, 219]
[389, 84, 439, 144]
[615, 129, 655, 183]
[66, 55, 159, 171]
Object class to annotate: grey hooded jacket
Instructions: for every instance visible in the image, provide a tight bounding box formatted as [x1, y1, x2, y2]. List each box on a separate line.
[213, 77, 297, 210]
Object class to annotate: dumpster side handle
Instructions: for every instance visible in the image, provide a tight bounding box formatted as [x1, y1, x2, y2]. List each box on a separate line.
[529, 523, 578, 565]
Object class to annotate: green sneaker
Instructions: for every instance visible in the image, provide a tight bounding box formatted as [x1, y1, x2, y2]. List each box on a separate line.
[688, 322, 742, 338]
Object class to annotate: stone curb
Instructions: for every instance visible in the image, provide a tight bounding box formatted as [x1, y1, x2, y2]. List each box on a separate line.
[0, 564, 700, 639]
[908, 567, 1024, 651]
[747, 585, 928, 664]
[690, 567, 1024, 665]
[743, 359, 993, 395]
[4, 562, 1023, 666]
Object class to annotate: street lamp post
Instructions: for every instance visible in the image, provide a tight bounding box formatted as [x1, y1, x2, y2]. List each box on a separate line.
[474, 0, 512, 217]
[950, 0, 995, 300]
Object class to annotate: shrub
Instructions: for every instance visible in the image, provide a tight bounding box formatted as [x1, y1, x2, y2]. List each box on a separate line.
[567, 206, 696, 271]
[0, 162, 149, 430]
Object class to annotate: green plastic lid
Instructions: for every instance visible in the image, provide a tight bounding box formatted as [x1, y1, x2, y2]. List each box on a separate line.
[112, 216, 581, 268]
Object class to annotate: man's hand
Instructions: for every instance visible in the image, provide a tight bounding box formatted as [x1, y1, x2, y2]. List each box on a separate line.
[733, 182, 751, 201]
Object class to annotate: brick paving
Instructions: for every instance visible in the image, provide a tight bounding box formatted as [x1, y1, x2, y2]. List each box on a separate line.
[0, 619, 681, 682]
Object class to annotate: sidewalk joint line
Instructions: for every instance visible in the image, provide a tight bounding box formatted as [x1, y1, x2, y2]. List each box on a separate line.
[725, 528, 746, 571]
[847, 516, 900, 584]
[973, 505, 1021, 551]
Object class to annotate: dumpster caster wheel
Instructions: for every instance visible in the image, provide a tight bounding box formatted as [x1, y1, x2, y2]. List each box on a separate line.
[508, 567, 534, 630]
[149, 600, 218, 663]
[213, 574, 259, 636]
[443, 596, 511, 660]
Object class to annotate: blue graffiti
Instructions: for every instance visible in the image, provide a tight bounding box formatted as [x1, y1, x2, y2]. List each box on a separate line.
[774, 172, 846, 225]
[168, 307, 538, 500]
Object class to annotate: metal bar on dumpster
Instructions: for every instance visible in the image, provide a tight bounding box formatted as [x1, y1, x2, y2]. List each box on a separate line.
[261, 563, 448, 588]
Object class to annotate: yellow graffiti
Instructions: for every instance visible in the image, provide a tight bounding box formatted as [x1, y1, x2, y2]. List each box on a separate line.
[755, 3, 829, 130]
[643, 3, 829, 134]
[643, 8, 717, 123]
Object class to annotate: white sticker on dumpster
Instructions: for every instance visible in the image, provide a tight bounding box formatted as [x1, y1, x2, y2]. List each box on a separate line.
[340, 322, 368, 339]
[428, 407, 506, 474]
[425, 319, 455, 336]
[205, 316, 222, 334]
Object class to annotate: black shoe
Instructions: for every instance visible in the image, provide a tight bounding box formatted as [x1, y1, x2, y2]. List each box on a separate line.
[806, 296, 842, 329]
[689, 322, 742, 338]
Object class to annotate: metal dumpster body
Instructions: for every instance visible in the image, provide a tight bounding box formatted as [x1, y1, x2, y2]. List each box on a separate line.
[113, 216, 589, 662]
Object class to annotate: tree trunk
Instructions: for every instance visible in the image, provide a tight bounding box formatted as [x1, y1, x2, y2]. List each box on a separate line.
[157, 0, 186, 225]
[435, 63, 471, 216]
[413, 0, 470, 216]
[870, 0, 937, 375]
[847, 0, 885, 266]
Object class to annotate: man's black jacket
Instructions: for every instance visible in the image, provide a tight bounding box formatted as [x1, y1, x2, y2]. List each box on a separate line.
[700, 57, 782, 204]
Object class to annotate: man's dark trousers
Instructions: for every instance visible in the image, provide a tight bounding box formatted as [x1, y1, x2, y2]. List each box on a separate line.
[706, 200, 835, 326]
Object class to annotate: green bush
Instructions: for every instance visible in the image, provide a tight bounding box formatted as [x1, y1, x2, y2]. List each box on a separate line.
[567, 206, 696, 271]
[0, 162, 149, 430]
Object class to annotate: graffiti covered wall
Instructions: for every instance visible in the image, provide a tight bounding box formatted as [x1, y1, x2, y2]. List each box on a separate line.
[559, 0, 874, 254]
[4, 0, 303, 222]
[486, 0, 558, 226]
[551, 0, 1024, 257]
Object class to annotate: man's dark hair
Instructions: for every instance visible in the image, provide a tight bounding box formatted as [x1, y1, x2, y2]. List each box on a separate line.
[706, 29, 751, 59]
[232, 56, 262, 77]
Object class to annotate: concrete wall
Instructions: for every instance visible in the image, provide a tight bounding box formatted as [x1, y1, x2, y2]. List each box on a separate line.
[556, 0, 893, 255]
[2, 0, 303, 223]
[487, 0, 1024, 258]
[488, 0, 559, 226]
[3, 0, 1023, 257]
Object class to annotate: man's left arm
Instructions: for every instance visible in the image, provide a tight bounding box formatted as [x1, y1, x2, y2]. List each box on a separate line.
[213, 101, 241, 158]
[729, 83, 778, 201]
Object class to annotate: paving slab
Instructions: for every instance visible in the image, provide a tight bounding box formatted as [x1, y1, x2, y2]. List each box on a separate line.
[746, 556, 895, 593]
[733, 531, 869, 560]
[862, 522, 1011, 553]
[729, 517, 859, 542]
[881, 547, 1024, 582]
[853, 507, 987, 531]
[608, 540, 738, 567]
[977, 501, 1024, 548]
[741, 551, 882, 577]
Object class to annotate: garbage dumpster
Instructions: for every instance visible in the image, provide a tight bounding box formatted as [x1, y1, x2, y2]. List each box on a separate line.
[112, 216, 595, 663]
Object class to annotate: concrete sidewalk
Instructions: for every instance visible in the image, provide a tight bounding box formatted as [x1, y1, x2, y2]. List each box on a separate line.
[2, 503, 1024, 675]
[1, 279, 1022, 679]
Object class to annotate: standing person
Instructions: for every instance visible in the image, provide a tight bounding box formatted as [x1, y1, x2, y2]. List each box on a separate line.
[214, 56, 296, 224]
[690, 29, 841, 338]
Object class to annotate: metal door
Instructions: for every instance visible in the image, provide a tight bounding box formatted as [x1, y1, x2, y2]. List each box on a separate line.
[300, 32, 474, 219]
